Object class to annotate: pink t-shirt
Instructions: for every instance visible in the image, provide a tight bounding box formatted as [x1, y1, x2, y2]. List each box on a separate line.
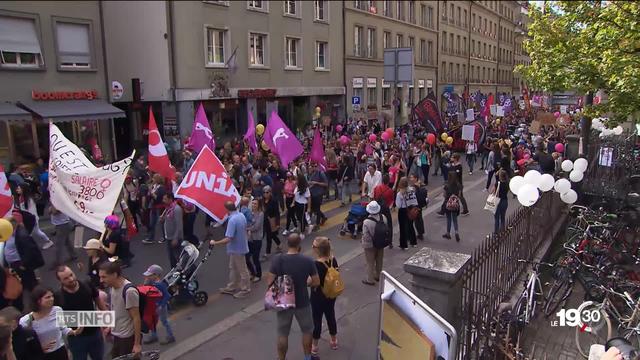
[284, 180, 296, 197]
[389, 166, 400, 185]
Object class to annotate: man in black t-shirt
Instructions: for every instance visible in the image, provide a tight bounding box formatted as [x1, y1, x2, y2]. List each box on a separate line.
[55, 266, 107, 360]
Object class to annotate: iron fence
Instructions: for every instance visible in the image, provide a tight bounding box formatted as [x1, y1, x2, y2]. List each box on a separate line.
[456, 192, 566, 359]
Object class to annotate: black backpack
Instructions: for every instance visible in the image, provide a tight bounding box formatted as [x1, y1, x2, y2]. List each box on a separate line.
[367, 216, 391, 249]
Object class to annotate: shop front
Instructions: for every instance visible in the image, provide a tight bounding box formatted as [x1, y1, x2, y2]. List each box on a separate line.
[0, 90, 124, 165]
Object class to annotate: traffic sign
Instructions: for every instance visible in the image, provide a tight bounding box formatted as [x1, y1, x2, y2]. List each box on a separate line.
[352, 96, 361, 105]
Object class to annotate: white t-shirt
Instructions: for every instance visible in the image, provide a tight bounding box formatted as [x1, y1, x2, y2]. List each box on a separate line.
[293, 187, 310, 204]
[363, 170, 382, 198]
[20, 306, 71, 353]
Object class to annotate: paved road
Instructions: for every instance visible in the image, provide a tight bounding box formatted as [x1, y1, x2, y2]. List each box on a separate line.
[30, 169, 513, 359]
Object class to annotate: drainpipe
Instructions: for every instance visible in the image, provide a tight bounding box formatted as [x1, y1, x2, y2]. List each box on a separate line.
[495, 17, 501, 95]
[99, 1, 118, 160]
[466, 1, 472, 92]
[168, 1, 182, 139]
[342, 0, 348, 122]
[435, 1, 440, 96]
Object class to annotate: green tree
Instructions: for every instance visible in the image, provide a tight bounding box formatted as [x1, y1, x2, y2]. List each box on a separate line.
[516, 1, 640, 125]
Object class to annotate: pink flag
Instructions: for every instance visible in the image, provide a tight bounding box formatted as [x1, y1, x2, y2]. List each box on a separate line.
[187, 103, 215, 153]
[263, 111, 303, 167]
[244, 110, 257, 153]
[309, 127, 326, 167]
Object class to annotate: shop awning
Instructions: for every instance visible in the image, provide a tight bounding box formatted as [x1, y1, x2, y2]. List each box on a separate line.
[0, 102, 32, 122]
[18, 100, 125, 122]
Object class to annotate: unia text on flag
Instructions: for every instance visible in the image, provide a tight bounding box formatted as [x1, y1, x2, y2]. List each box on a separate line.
[244, 110, 258, 154]
[0, 165, 13, 218]
[263, 111, 303, 167]
[148, 106, 176, 181]
[187, 103, 216, 154]
[48, 123, 134, 232]
[174, 145, 240, 223]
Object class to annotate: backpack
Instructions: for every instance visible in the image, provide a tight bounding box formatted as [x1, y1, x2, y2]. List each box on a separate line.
[446, 194, 461, 212]
[321, 259, 344, 299]
[415, 186, 429, 208]
[3, 268, 23, 300]
[122, 283, 163, 333]
[367, 216, 391, 249]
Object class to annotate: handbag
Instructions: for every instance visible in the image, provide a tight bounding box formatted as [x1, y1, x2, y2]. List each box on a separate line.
[264, 255, 296, 311]
[484, 182, 501, 214]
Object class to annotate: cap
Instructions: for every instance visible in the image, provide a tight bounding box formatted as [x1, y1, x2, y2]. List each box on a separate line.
[143, 264, 164, 277]
[366, 201, 381, 215]
[83, 239, 102, 250]
[263, 185, 272, 193]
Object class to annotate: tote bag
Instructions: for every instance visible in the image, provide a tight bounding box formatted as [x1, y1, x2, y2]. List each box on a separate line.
[484, 183, 501, 214]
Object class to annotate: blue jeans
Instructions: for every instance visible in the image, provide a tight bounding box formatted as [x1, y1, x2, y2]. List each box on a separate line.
[148, 208, 160, 241]
[446, 212, 459, 234]
[68, 330, 104, 360]
[150, 304, 174, 340]
[341, 180, 353, 204]
[494, 199, 508, 234]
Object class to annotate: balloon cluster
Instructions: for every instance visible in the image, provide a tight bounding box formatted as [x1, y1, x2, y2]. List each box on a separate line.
[376, 128, 394, 142]
[510, 158, 589, 206]
[592, 118, 624, 138]
[335, 124, 343, 133]
[440, 132, 454, 146]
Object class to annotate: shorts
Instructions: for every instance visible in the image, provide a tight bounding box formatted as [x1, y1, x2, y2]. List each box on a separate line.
[111, 335, 135, 358]
[276, 306, 313, 337]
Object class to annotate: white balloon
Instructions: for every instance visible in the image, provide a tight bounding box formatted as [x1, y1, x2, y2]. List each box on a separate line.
[517, 184, 540, 207]
[569, 169, 584, 182]
[538, 174, 555, 192]
[560, 189, 578, 204]
[613, 126, 623, 135]
[524, 170, 542, 187]
[561, 160, 574, 172]
[509, 176, 525, 195]
[554, 178, 571, 194]
[574, 158, 588, 172]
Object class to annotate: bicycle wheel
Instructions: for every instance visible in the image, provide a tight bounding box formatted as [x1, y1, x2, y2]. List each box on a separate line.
[574, 302, 612, 359]
[621, 327, 640, 350]
[544, 278, 572, 317]
[512, 294, 528, 340]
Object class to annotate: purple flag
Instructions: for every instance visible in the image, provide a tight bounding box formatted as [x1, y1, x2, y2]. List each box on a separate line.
[188, 103, 215, 153]
[244, 111, 257, 153]
[264, 111, 303, 167]
[309, 127, 326, 167]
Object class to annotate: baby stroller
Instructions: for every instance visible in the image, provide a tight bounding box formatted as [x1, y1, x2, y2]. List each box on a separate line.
[339, 201, 370, 239]
[163, 241, 214, 307]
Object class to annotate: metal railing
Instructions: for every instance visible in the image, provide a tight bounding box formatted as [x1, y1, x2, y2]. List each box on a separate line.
[455, 192, 566, 359]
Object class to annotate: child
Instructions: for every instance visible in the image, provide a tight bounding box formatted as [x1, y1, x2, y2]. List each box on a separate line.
[142, 265, 175, 345]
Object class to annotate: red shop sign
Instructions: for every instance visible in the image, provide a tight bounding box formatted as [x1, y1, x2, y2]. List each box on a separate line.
[237, 89, 277, 98]
[32, 90, 99, 101]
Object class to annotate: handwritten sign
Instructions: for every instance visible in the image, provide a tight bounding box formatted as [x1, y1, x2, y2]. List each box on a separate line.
[48, 123, 133, 232]
[461, 125, 475, 141]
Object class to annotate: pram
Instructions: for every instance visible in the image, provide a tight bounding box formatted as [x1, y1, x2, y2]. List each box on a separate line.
[163, 241, 214, 307]
[339, 201, 370, 239]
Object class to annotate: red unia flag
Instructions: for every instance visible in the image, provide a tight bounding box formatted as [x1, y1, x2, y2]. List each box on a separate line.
[148, 107, 176, 181]
[0, 165, 12, 218]
[174, 145, 240, 223]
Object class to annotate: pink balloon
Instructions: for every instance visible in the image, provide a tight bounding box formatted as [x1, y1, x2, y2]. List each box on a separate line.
[369, 134, 377, 142]
[554, 111, 561, 118]
[381, 132, 390, 142]
[555, 143, 564, 153]
[426, 133, 436, 145]
[340, 135, 350, 145]
[335, 124, 343, 132]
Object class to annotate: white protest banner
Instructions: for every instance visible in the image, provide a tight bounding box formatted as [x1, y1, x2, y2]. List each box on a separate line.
[48, 123, 133, 232]
[466, 109, 474, 121]
[490, 104, 498, 116]
[560, 105, 567, 114]
[461, 125, 475, 141]
[496, 106, 504, 117]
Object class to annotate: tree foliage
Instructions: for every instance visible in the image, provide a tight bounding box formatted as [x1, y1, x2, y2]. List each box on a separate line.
[516, 1, 640, 125]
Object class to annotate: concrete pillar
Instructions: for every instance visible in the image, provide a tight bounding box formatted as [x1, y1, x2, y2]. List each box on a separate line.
[404, 247, 471, 331]
[177, 101, 194, 141]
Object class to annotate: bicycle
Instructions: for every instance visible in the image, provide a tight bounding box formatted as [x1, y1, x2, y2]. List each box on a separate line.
[513, 260, 552, 337]
[575, 285, 640, 358]
[113, 351, 160, 360]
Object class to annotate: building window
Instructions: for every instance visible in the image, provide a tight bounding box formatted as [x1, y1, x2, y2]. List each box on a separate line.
[284, 1, 298, 16]
[396, 1, 405, 21]
[383, 31, 391, 49]
[420, 4, 426, 27]
[456, 63, 460, 81]
[408, 86, 414, 104]
[206, 27, 226, 66]
[420, 39, 426, 63]
[441, 61, 446, 80]
[55, 21, 92, 69]
[427, 6, 434, 28]
[450, 4, 454, 20]
[248, 0, 267, 11]
[457, 6, 461, 25]
[383, 0, 392, 17]
[449, 63, 453, 81]
[408, 36, 414, 52]
[419, 87, 424, 100]
[315, 41, 328, 69]
[366, 28, 376, 58]
[285, 36, 300, 68]
[409, 1, 416, 24]
[354, 0, 369, 11]
[463, 9, 467, 27]
[456, 35, 460, 54]
[450, 33, 454, 52]
[0, 15, 44, 68]
[314, 0, 328, 21]
[353, 87, 364, 104]
[396, 34, 403, 47]
[249, 32, 267, 66]
[462, 64, 466, 81]
[382, 86, 390, 107]
[441, 2, 447, 19]
[367, 86, 376, 107]
[427, 40, 433, 64]
[354, 25, 363, 56]
[442, 31, 447, 50]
